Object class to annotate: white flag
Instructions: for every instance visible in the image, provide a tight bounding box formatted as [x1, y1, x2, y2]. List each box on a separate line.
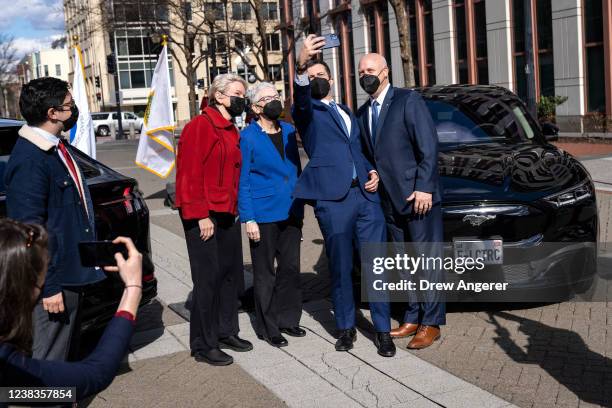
[135, 43, 175, 178]
[70, 46, 96, 159]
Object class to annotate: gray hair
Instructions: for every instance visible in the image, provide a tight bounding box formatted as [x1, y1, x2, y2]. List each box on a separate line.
[246, 82, 279, 104]
[209, 73, 248, 105]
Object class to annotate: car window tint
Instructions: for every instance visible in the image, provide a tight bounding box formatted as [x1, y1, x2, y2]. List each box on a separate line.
[91, 114, 108, 120]
[425, 97, 531, 146]
[0, 126, 20, 194]
[112, 113, 118, 119]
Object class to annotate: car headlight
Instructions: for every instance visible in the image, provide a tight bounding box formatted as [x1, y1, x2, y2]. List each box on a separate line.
[542, 180, 593, 208]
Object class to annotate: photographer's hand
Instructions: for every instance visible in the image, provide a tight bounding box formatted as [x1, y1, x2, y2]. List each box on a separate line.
[104, 237, 143, 317]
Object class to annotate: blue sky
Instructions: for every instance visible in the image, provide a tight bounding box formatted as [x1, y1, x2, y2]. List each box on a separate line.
[0, 0, 65, 58]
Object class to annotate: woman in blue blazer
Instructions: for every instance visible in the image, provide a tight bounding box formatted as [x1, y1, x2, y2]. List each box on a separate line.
[239, 82, 304, 347]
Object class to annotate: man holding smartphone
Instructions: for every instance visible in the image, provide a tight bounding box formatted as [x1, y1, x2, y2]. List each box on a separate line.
[5, 77, 105, 360]
[291, 35, 395, 357]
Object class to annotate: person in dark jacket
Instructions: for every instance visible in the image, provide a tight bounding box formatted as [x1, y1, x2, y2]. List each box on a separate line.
[175, 73, 252, 366]
[4, 77, 105, 361]
[0, 218, 143, 402]
[239, 82, 305, 347]
[356, 53, 444, 349]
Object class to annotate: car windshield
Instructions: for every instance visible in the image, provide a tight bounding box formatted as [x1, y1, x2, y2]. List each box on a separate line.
[424, 96, 540, 149]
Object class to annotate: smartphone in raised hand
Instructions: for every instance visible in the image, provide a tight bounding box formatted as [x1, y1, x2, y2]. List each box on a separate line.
[321, 33, 341, 49]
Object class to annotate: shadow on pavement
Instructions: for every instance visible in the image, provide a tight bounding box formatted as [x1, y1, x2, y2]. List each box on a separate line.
[489, 310, 612, 406]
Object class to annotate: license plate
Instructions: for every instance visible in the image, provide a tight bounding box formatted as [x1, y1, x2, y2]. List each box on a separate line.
[453, 239, 503, 265]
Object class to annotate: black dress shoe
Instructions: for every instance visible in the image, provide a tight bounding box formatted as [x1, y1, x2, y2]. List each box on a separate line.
[375, 332, 396, 357]
[219, 335, 253, 352]
[281, 327, 307, 337]
[257, 334, 289, 347]
[193, 348, 233, 366]
[335, 328, 357, 351]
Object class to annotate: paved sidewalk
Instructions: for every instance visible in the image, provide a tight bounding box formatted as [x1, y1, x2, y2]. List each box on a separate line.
[86, 351, 286, 408]
[140, 222, 515, 408]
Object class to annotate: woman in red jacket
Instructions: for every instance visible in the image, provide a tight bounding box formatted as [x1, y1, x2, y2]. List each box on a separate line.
[175, 73, 252, 366]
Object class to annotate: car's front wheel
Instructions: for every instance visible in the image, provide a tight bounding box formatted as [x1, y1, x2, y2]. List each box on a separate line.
[97, 125, 110, 137]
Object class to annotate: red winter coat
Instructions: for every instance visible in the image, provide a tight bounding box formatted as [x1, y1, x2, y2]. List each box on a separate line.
[176, 106, 242, 219]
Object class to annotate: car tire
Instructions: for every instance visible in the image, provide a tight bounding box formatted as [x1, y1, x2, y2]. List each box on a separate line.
[98, 126, 110, 137]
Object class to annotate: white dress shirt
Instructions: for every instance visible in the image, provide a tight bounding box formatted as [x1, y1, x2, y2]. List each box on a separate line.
[320, 98, 352, 137]
[369, 83, 391, 136]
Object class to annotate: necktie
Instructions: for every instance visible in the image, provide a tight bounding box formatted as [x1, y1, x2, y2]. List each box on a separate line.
[328, 101, 357, 179]
[329, 100, 350, 138]
[58, 140, 86, 209]
[371, 100, 379, 144]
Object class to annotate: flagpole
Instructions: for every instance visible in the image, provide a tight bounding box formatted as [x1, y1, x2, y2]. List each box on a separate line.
[161, 35, 178, 159]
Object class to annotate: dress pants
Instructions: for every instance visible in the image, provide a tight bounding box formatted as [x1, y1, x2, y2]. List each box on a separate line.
[386, 203, 446, 326]
[32, 287, 82, 361]
[314, 186, 390, 332]
[182, 212, 244, 352]
[250, 217, 302, 338]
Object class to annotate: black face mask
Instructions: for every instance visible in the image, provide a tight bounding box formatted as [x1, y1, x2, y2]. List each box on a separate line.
[359, 73, 381, 95]
[310, 78, 331, 100]
[262, 100, 283, 120]
[226, 96, 246, 117]
[60, 105, 79, 131]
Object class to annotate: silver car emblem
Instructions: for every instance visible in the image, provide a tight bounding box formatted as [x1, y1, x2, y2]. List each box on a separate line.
[462, 214, 496, 227]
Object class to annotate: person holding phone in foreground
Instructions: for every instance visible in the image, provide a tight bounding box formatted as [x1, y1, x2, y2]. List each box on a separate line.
[0, 218, 141, 399]
[292, 35, 395, 357]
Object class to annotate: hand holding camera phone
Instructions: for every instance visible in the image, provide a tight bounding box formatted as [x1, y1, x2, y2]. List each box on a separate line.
[321, 33, 340, 49]
[79, 237, 143, 287]
[298, 33, 341, 70]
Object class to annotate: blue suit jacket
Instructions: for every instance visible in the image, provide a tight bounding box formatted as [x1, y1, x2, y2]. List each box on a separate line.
[291, 81, 379, 203]
[357, 86, 441, 215]
[4, 126, 104, 297]
[238, 120, 304, 223]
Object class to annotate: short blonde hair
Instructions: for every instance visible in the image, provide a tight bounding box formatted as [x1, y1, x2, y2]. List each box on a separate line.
[209, 73, 248, 105]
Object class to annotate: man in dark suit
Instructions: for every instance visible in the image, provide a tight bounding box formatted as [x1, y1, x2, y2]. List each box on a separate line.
[292, 35, 395, 357]
[356, 53, 445, 349]
[5, 77, 105, 360]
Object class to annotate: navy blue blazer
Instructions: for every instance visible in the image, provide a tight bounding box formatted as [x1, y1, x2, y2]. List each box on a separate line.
[238, 120, 304, 223]
[357, 87, 441, 215]
[4, 126, 104, 297]
[0, 316, 133, 401]
[291, 81, 379, 203]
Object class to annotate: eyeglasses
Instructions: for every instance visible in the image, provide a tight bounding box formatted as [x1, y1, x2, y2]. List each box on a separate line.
[54, 100, 76, 112]
[256, 95, 281, 104]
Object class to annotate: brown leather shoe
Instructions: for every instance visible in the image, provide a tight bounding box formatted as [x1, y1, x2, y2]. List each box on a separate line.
[390, 323, 420, 338]
[407, 325, 441, 349]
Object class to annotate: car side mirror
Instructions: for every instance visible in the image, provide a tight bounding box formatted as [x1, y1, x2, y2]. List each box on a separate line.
[541, 122, 559, 142]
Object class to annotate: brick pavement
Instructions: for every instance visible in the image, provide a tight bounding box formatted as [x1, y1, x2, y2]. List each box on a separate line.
[290, 189, 612, 408]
